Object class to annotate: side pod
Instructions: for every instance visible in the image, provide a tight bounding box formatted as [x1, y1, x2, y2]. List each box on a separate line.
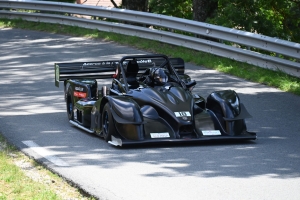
[206, 90, 252, 135]
[106, 96, 145, 141]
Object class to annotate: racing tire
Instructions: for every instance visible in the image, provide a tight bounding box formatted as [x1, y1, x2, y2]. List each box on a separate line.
[66, 87, 74, 120]
[102, 103, 115, 142]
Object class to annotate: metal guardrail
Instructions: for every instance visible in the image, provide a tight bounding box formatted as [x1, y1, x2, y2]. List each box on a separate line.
[1, 0, 300, 78]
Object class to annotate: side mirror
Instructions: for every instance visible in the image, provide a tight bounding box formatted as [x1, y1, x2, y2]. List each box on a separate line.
[186, 80, 197, 91]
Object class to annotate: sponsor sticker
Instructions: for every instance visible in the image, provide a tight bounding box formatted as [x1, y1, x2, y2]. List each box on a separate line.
[82, 61, 119, 66]
[137, 59, 152, 63]
[150, 132, 170, 138]
[74, 91, 87, 98]
[83, 62, 100, 66]
[174, 111, 191, 117]
[75, 86, 84, 91]
[202, 130, 221, 136]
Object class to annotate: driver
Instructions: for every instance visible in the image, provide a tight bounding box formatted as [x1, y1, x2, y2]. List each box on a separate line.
[147, 68, 168, 86]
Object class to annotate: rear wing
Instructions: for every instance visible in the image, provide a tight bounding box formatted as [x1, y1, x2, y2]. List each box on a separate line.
[54, 60, 117, 87]
[55, 57, 185, 87]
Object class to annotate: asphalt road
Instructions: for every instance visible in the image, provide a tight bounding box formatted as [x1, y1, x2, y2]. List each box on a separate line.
[1, 28, 300, 200]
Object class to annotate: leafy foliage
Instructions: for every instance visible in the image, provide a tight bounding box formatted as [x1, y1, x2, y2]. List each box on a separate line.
[148, 0, 299, 43]
[149, 0, 193, 19]
[208, 0, 300, 42]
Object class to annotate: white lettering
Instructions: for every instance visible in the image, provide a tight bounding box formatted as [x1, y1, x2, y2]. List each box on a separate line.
[75, 86, 84, 91]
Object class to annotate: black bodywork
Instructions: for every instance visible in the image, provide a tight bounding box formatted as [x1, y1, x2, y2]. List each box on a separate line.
[55, 54, 256, 146]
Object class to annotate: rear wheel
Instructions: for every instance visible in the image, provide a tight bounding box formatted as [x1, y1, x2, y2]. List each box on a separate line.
[102, 103, 115, 142]
[66, 88, 74, 120]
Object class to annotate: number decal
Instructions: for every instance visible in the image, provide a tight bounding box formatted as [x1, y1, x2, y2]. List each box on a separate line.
[150, 132, 170, 138]
[174, 111, 191, 117]
[202, 130, 221, 136]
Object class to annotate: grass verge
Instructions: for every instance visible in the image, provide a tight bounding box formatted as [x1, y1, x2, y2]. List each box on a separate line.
[0, 18, 299, 95]
[0, 134, 93, 200]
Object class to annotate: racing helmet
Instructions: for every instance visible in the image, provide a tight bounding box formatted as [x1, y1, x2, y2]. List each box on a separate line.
[151, 68, 168, 85]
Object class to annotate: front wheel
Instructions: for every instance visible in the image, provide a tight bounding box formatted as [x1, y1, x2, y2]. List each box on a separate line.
[102, 103, 115, 142]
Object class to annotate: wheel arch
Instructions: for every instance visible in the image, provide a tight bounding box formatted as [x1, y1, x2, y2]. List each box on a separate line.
[206, 90, 252, 135]
[101, 96, 143, 124]
[100, 96, 145, 141]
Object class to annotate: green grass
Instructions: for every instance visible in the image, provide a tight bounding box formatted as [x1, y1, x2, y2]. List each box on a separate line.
[0, 137, 60, 200]
[0, 134, 93, 200]
[1, 18, 300, 95]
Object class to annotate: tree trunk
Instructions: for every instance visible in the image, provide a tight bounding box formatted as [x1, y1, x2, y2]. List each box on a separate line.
[122, 0, 148, 11]
[193, 0, 218, 22]
[110, 0, 119, 8]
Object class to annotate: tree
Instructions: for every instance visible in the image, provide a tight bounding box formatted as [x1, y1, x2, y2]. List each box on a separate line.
[280, 0, 300, 42]
[208, 0, 300, 42]
[145, 0, 300, 42]
[149, 0, 193, 19]
[122, 0, 148, 11]
[192, 0, 218, 22]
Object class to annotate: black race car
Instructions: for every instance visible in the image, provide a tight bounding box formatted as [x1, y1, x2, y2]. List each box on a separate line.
[55, 54, 256, 146]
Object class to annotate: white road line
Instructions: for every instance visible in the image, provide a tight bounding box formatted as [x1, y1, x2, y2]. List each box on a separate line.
[22, 140, 69, 167]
